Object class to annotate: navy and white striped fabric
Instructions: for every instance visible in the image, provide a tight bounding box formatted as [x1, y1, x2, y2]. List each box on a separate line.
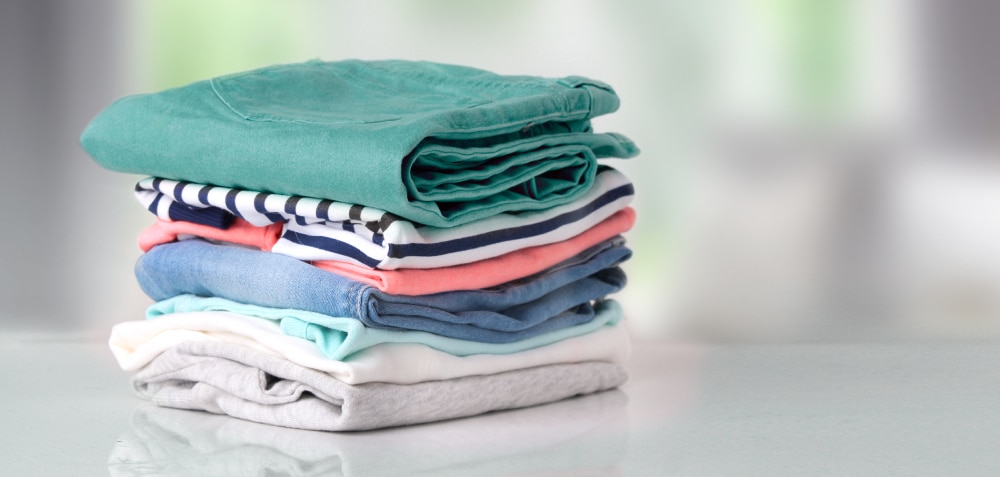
[135, 166, 634, 270]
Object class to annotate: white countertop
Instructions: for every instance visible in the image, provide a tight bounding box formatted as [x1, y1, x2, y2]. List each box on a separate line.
[3, 332, 998, 476]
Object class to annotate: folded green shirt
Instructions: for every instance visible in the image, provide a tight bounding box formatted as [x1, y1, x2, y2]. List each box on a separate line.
[80, 60, 638, 227]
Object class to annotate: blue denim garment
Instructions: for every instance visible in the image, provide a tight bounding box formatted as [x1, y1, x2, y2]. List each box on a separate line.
[81, 60, 639, 227]
[135, 239, 630, 343]
[147, 295, 623, 360]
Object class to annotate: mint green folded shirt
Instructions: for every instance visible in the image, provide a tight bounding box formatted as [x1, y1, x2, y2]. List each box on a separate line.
[147, 294, 623, 360]
[80, 59, 639, 227]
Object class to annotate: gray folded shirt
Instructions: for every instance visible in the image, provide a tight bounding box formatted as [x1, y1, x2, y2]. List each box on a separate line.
[130, 340, 628, 432]
[109, 390, 628, 477]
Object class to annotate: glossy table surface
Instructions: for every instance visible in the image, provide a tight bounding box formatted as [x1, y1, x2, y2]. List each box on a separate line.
[3, 331, 999, 476]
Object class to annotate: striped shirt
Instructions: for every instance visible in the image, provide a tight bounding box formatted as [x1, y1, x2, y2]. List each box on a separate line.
[135, 166, 634, 270]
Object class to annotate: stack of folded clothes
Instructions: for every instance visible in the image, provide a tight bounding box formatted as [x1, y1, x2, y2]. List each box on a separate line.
[80, 59, 640, 431]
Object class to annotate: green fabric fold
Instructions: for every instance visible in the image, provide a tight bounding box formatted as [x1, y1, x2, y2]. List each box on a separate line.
[81, 59, 638, 227]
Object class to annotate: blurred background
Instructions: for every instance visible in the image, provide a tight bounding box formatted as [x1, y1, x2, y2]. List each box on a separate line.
[2, 0, 1000, 342]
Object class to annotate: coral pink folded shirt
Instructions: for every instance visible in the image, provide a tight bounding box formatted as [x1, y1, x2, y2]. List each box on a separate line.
[139, 207, 635, 296]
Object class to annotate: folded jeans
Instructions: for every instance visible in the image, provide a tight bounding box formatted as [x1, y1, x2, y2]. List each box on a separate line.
[136, 239, 630, 343]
